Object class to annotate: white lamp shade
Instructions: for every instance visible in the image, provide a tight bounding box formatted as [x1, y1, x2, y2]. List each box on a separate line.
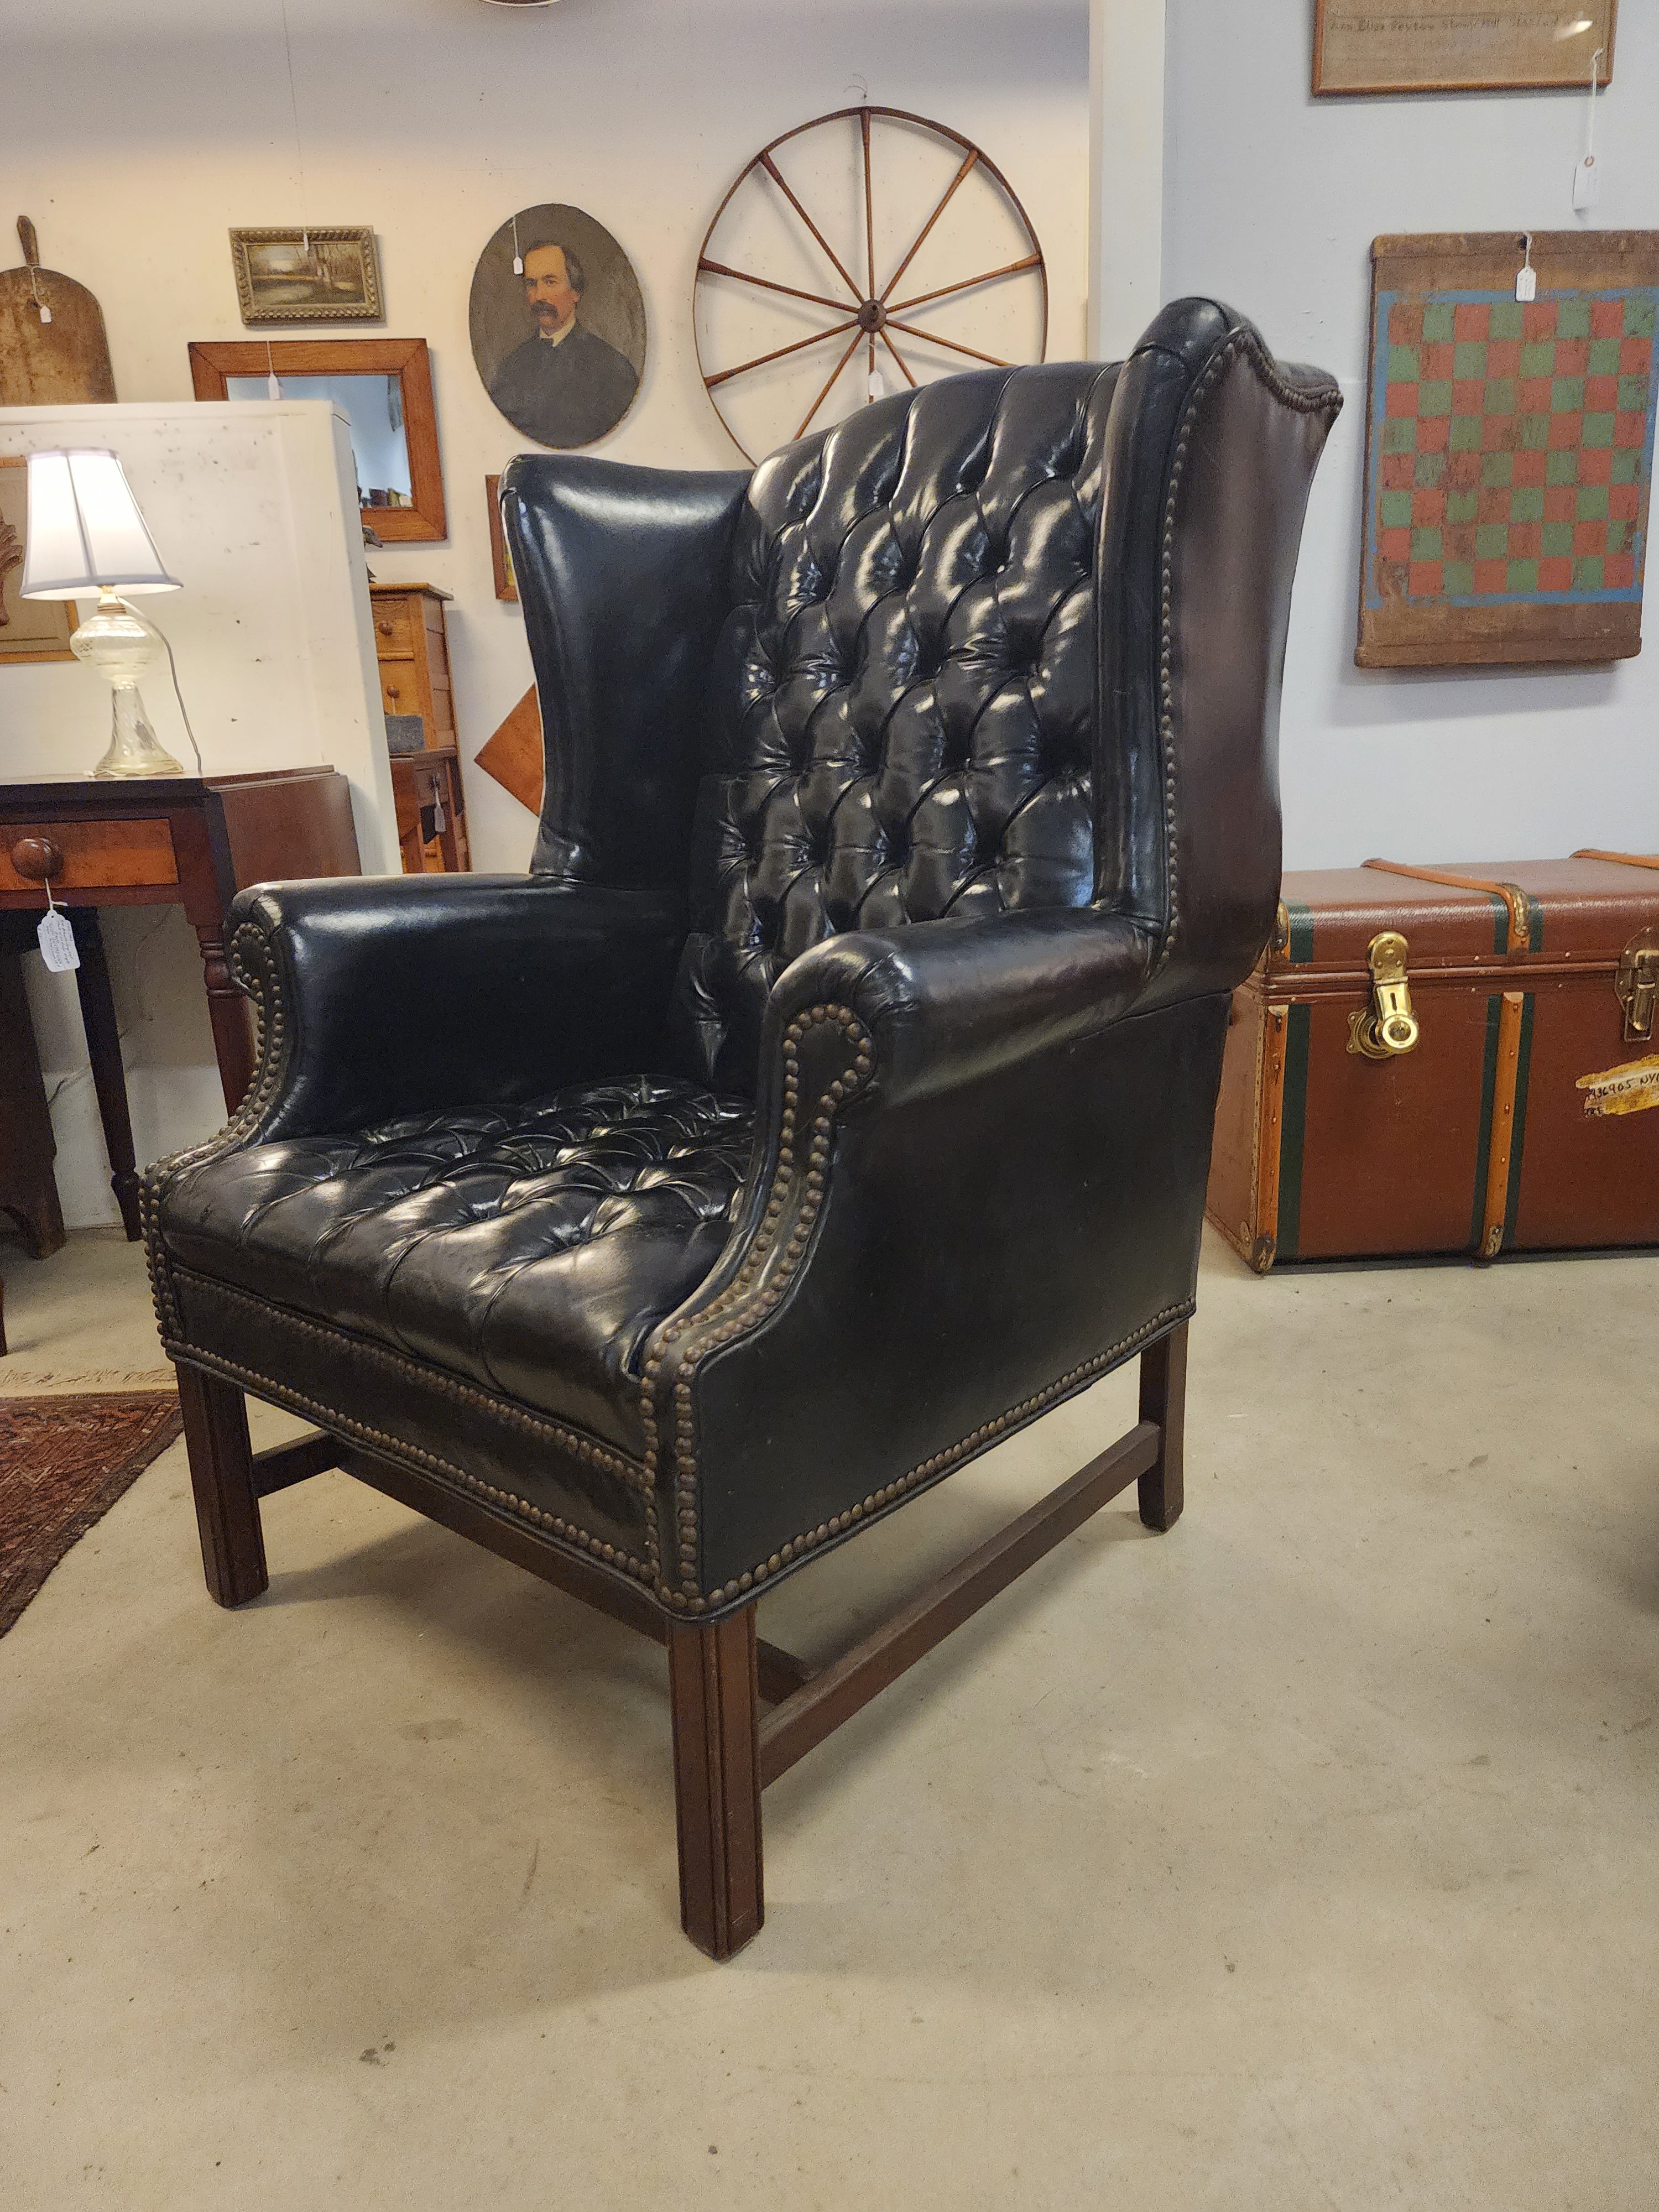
[19, 448, 181, 599]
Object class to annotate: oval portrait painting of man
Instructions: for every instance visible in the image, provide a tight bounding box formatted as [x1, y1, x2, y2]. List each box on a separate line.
[469, 205, 646, 449]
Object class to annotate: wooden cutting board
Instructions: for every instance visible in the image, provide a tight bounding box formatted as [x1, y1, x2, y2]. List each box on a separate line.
[0, 217, 116, 405]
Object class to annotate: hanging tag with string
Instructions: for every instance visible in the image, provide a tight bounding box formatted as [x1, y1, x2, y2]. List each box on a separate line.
[512, 213, 523, 276]
[28, 262, 50, 325]
[266, 338, 281, 401]
[1573, 49, 1604, 210]
[1515, 234, 1537, 304]
[36, 879, 79, 973]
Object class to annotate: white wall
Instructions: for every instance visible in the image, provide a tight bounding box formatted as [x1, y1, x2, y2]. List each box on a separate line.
[1163, 0, 1659, 867]
[0, 0, 1091, 879]
[0, 0, 1089, 1230]
[0, 398, 390, 1225]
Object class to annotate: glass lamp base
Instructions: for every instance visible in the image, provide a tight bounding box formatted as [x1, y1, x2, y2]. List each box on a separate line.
[71, 593, 186, 778]
[91, 683, 184, 779]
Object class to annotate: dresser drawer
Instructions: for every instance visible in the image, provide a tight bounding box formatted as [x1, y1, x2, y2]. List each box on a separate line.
[371, 598, 418, 659]
[0, 817, 179, 894]
[380, 667, 424, 719]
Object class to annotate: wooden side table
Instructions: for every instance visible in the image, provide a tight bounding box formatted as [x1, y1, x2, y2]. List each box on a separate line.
[0, 769, 361, 1233]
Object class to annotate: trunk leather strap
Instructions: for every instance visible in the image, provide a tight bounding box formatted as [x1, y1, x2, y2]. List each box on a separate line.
[1478, 992, 1527, 1260]
[1572, 847, 1659, 872]
[1362, 858, 1533, 953]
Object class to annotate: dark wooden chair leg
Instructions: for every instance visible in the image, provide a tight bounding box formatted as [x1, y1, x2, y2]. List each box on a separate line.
[1138, 1320, 1188, 1532]
[68, 908, 142, 1241]
[176, 1366, 268, 1607]
[668, 1605, 764, 1960]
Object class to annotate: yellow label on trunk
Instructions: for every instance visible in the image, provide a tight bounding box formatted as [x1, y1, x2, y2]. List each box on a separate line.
[1576, 1053, 1659, 1118]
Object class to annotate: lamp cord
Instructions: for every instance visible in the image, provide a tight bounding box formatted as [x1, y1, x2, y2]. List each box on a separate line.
[117, 594, 205, 776]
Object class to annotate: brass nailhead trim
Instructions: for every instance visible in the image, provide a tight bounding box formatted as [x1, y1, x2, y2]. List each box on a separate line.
[684, 1298, 1197, 1611]
[638, 1003, 873, 1606]
[164, 1338, 657, 1584]
[170, 1269, 650, 1490]
[142, 921, 294, 1347]
[1152, 331, 1340, 982]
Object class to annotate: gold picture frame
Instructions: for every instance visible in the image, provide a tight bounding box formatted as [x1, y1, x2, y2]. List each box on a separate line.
[229, 227, 383, 325]
[1313, 1, 1616, 96]
[0, 457, 77, 665]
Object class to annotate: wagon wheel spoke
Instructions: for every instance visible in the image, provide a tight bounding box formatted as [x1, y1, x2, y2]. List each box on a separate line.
[758, 153, 863, 303]
[878, 149, 980, 305]
[698, 258, 849, 315]
[889, 254, 1043, 318]
[696, 106, 1048, 463]
[885, 317, 1013, 369]
[879, 328, 917, 389]
[707, 319, 859, 389]
[861, 108, 877, 299]
[795, 327, 866, 440]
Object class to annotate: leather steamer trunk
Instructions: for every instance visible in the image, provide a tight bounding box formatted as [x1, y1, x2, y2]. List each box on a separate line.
[1207, 854, 1659, 1269]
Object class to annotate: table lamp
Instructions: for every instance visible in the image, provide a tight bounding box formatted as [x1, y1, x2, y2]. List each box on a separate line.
[20, 447, 187, 779]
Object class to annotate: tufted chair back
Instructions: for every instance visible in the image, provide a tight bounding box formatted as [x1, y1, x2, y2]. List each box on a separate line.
[670, 364, 1115, 1091]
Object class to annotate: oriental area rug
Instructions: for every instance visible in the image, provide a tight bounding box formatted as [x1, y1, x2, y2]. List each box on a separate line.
[0, 1392, 181, 1637]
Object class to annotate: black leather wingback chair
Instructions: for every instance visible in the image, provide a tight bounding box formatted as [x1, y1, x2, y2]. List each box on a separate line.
[145, 300, 1339, 1959]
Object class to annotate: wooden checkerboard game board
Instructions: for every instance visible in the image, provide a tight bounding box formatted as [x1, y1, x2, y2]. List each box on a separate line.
[1359, 233, 1659, 667]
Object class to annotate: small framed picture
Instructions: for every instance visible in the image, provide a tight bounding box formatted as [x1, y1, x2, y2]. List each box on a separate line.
[0, 458, 77, 665]
[486, 474, 518, 601]
[1314, 0, 1615, 96]
[229, 227, 383, 324]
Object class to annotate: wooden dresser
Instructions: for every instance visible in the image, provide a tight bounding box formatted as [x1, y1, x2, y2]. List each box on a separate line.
[369, 582, 471, 874]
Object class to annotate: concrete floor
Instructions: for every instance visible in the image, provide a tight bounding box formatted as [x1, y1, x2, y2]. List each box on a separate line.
[1, 1227, 1656, 2209]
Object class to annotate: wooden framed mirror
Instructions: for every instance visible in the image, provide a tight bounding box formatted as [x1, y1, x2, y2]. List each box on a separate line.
[188, 336, 447, 542]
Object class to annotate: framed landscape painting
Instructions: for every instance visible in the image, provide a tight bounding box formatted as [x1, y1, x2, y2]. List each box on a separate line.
[1357, 231, 1659, 669]
[1314, 2, 1615, 96]
[229, 228, 383, 324]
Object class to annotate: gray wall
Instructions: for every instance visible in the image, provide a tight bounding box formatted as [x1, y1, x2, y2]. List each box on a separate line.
[1164, 0, 1659, 865]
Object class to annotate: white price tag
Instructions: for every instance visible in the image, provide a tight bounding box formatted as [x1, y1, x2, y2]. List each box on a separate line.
[1572, 153, 1600, 210]
[868, 370, 886, 400]
[36, 907, 79, 973]
[38, 302, 51, 324]
[1515, 264, 1537, 303]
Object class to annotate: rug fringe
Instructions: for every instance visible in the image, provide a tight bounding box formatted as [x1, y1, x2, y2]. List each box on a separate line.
[0, 1366, 177, 1397]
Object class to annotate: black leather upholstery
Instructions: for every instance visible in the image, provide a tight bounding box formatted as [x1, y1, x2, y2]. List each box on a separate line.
[145, 300, 1340, 1619]
[673, 363, 1114, 1093]
[161, 1078, 752, 1454]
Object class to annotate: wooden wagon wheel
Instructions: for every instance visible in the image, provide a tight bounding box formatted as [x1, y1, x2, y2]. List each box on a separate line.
[695, 105, 1048, 463]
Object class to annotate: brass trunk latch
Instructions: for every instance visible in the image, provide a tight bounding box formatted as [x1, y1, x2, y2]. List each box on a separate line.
[1616, 927, 1659, 1042]
[1348, 930, 1420, 1058]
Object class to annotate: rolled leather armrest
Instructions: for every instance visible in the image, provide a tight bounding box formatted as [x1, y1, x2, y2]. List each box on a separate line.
[223, 873, 686, 1141]
[762, 905, 1155, 1112]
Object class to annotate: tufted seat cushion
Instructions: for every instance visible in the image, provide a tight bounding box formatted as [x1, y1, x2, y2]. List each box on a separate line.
[159, 1077, 754, 1457]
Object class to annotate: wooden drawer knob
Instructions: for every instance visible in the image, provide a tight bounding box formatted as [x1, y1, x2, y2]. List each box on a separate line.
[11, 835, 64, 883]
[377, 619, 394, 637]
[384, 682, 401, 701]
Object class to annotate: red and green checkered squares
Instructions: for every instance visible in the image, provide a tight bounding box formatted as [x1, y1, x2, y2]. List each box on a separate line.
[1374, 289, 1654, 603]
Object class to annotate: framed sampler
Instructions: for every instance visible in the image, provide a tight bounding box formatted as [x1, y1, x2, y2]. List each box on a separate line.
[1313, 2, 1615, 96]
[1357, 231, 1659, 670]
